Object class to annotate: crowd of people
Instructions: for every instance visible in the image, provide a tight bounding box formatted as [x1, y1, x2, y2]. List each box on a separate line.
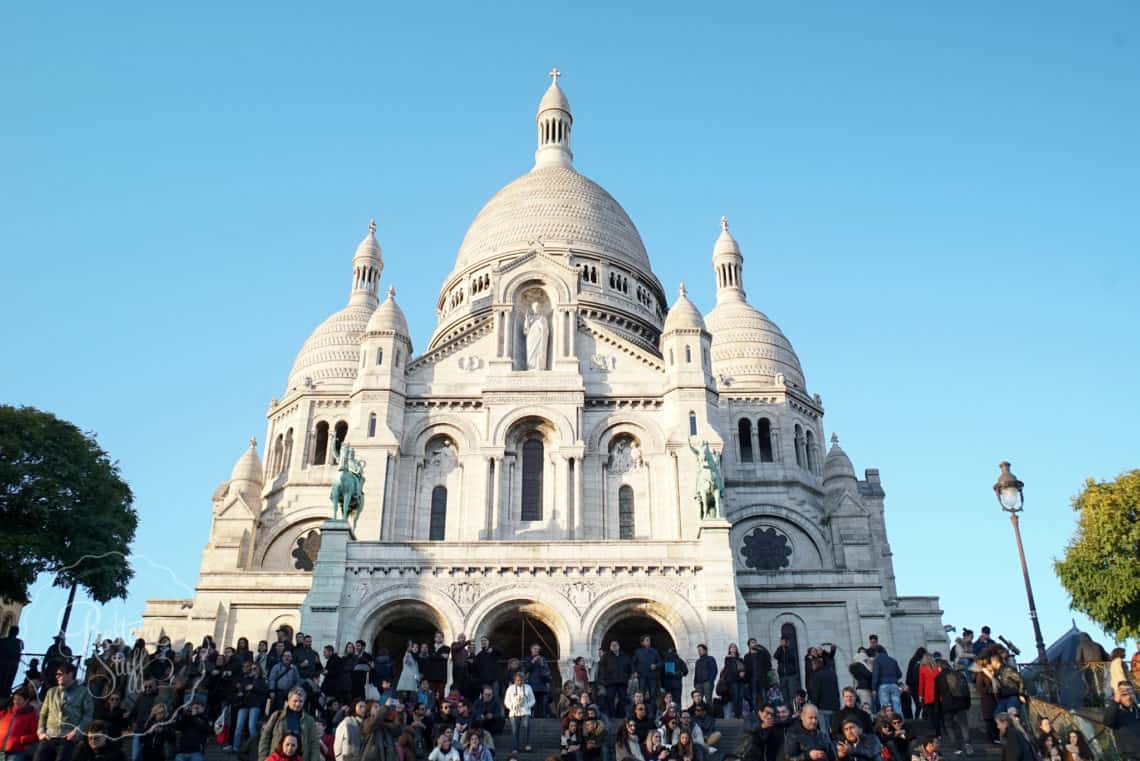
[2, 624, 1140, 761]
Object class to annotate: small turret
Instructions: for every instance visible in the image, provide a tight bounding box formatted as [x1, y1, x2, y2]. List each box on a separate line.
[534, 68, 574, 170]
[349, 220, 384, 307]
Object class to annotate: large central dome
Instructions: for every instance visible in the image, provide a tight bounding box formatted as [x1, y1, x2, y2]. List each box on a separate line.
[453, 165, 652, 274]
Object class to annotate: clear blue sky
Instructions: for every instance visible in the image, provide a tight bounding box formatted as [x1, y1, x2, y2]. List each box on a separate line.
[3, 1, 1138, 661]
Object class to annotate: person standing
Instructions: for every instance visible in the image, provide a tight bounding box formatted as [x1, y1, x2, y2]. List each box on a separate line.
[35, 663, 92, 761]
[871, 647, 903, 717]
[504, 672, 535, 754]
[744, 639, 773, 715]
[599, 641, 633, 719]
[449, 634, 471, 700]
[172, 700, 212, 761]
[0, 626, 24, 699]
[934, 659, 972, 756]
[632, 637, 662, 715]
[524, 644, 551, 720]
[995, 713, 1035, 761]
[260, 688, 320, 761]
[693, 645, 718, 709]
[773, 637, 799, 708]
[662, 648, 689, 707]
[333, 700, 367, 761]
[722, 644, 749, 721]
[423, 633, 451, 700]
[472, 638, 502, 699]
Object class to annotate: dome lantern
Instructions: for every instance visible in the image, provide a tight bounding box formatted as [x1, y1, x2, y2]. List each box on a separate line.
[534, 68, 574, 170]
[350, 219, 384, 308]
[713, 216, 745, 304]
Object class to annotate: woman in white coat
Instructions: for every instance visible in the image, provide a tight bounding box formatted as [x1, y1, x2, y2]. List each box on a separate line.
[504, 671, 536, 753]
[397, 642, 421, 700]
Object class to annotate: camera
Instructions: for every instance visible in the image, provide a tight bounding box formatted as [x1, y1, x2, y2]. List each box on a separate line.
[997, 636, 1021, 657]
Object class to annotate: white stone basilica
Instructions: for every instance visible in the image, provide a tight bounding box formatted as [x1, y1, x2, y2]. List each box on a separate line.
[142, 72, 947, 682]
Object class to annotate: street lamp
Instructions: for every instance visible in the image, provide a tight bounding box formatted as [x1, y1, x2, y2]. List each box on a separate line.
[993, 461, 1052, 688]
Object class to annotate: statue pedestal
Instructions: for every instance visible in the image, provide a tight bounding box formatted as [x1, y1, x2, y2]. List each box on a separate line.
[697, 519, 740, 659]
[300, 519, 352, 648]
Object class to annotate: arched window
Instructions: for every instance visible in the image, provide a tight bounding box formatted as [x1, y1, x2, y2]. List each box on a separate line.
[376, 348, 383, 366]
[689, 412, 698, 437]
[273, 434, 284, 474]
[395, 350, 402, 368]
[805, 430, 818, 473]
[521, 438, 544, 521]
[618, 485, 635, 540]
[794, 424, 805, 468]
[429, 486, 447, 541]
[669, 348, 675, 365]
[685, 345, 692, 363]
[367, 413, 377, 438]
[313, 421, 330, 465]
[738, 419, 753, 463]
[333, 421, 348, 461]
[283, 428, 294, 472]
[781, 623, 800, 672]
[757, 418, 773, 462]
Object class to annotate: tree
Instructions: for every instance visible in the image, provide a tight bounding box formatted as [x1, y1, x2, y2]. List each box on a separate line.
[0, 405, 137, 606]
[1055, 469, 1140, 641]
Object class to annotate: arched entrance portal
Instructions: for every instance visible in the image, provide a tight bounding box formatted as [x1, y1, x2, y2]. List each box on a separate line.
[370, 601, 447, 687]
[600, 614, 677, 659]
[483, 601, 563, 698]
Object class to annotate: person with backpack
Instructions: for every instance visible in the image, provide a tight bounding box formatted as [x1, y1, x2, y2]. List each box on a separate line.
[935, 659, 972, 756]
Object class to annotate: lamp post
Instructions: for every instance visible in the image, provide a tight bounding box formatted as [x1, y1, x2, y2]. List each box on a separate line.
[994, 461, 1052, 694]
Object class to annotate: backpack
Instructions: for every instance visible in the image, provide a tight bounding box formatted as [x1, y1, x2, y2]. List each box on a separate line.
[945, 670, 970, 700]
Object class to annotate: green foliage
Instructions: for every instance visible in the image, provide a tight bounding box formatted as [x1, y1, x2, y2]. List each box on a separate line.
[1055, 469, 1140, 641]
[0, 405, 137, 605]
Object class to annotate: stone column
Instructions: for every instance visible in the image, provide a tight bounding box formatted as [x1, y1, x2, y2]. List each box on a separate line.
[489, 456, 502, 539]
[300, 519, 351, 649]
[697, 518, 738, 662]
[573, 457, 584, 540]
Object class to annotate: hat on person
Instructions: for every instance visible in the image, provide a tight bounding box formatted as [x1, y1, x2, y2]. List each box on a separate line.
[963, 628, 974, 636]
[981, 626, 991, 634]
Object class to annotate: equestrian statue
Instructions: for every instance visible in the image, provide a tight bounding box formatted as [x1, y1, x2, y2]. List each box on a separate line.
[330, 444, 365, 532]
[688, 438, 724, 519]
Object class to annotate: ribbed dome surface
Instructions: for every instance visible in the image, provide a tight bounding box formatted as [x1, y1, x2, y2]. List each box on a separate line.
[706, 300, 805, 388]
[230, 439, 264, 486]
[453, 166, 651, 274]
[823, 435, 857, 484]
[287, 304, 374, 391]
[366, 288, 410, 337]
[663, 287, 706, 333]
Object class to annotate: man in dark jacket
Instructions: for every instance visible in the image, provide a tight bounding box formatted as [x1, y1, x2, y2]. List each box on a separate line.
[693, 645, 718, 707]
[773, 637, 800, 707]
[807, 659, 840, 726]
[746, 639, 773, 714]
[599, 641, 633, 719]
[632, 636, 662, 712]
[422, 632, 450, 699]
[871, 648, 902, 716]
[783, 705, 836, 761]
[902, 649, 926, 720]
[1105, 683, 1140, 760]
[995, 712, 1035, 761]
[174, 700, 213, 761]
[473, 637, 502, 697]
[0, 626, 23, 698]
[741, 704, 786, 761]
[829, 689, 870, 741]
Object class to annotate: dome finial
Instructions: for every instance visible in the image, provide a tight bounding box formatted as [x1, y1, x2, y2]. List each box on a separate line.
[830, 432, 839, 446]
[387, 285, 395, 299]
[369, 219, 376, 235]
[678, 282, 687, 297]
[548, 66, 561, 85]
[721, 215, 729, 232]
[249, 436, 257, 449]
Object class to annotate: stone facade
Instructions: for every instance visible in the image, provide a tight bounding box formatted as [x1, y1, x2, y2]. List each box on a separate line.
[141, 73, 947, 685]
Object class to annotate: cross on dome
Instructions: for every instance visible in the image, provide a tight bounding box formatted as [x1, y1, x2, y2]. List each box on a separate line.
[249, 436, 257, 448]
[548, 67, 561, 85]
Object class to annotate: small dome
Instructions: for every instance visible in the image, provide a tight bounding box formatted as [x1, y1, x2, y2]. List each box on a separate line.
[823, 434, 857, 484]
[355, 221, 382, 261]
[663, 283, 706, 333]
[705, 299, 805, 388]
[714, 217, 741, 258]
[538, 80, 571, 114]
[230, 437, 264, 486]
[366, 286, 410, 338]
[287, 303, 375, 391]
